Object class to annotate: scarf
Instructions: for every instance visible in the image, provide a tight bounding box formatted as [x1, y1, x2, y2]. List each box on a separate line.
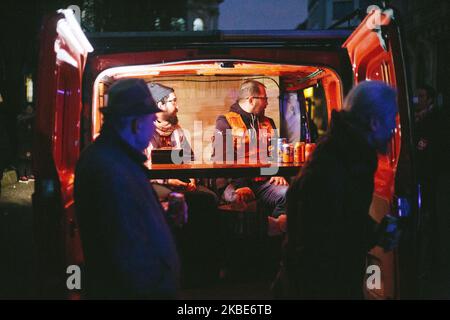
[154, 118, 180, 137]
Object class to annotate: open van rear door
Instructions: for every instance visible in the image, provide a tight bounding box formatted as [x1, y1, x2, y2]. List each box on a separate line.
[33, 8, 93, 298]
[343, 5, 416, 299]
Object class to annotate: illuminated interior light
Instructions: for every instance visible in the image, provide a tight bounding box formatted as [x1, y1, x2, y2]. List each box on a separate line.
[114, 71, 160, 78]
[304, 87, 314, 98]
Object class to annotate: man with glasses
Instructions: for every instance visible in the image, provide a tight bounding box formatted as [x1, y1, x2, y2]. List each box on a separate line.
[145, 82, 221, 288]
[213, 80, 288, 236]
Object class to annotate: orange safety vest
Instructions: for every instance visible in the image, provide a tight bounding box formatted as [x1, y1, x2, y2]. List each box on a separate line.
[224, 111, 275, 162]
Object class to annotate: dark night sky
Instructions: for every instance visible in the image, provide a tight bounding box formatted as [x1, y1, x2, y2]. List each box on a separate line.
[219, 0, 308, 30]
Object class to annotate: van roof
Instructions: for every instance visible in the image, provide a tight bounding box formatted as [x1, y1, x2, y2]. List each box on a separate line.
[86, 30, 353, 54]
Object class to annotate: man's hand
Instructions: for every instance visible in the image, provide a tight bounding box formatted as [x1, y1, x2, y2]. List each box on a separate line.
[168, 179, 189, 188]
[269, 176, 289, 186]
[186, 178, 197, 192]
[233, 187, 255, 203]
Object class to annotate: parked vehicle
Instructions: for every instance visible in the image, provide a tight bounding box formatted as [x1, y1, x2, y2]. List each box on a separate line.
[33, 6, 417, 299]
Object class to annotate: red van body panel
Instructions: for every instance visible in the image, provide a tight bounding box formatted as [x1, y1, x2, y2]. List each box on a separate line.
[34, 11, 87, 298]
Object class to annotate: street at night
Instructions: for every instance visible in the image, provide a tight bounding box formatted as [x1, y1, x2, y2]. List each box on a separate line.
[0, 173, 34, 298]
[0, 0, 449, 302]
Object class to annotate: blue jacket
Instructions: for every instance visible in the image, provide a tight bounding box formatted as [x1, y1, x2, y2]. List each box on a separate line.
[74, 126, 179, 299]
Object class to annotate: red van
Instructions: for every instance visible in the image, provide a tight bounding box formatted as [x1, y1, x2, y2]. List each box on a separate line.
[33, 6, 418, 299]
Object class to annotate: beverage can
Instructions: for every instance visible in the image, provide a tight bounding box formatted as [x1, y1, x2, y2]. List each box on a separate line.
[294, 142, 305, 163]
[288, 143, 294, 163]
[277, 138, 286, 162]
[282, 143, 293, 163]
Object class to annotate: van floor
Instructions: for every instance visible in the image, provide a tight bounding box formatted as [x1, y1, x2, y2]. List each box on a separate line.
[178, 236, 283, 300]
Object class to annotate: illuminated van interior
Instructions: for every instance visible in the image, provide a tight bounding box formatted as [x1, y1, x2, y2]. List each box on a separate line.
[92, 60, 343, 160]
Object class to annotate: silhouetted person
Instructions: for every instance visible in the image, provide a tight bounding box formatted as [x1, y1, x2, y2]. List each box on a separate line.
[415, 86, 450, 297]
[432, 102, 450, 297]
[414, 84, 436, 216]
[74, 79, 179, 299]
[16, 105, 35, 182]
[285, 81, 397, 299]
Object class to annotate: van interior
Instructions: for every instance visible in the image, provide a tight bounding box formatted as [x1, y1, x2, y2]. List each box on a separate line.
[87, 60, 347, 297]
[34, 8, 410, 299]
[91, 60, 344, 158]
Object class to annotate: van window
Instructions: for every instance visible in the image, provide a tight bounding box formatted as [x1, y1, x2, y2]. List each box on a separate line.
[280, 82, 328, 144]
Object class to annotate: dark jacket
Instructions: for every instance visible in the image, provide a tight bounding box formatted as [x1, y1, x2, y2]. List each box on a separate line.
[285, 110, 378, 299]
[74, 126, 179, 299]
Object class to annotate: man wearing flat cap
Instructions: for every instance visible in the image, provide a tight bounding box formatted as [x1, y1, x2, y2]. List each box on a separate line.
[74, 78, 180, 299]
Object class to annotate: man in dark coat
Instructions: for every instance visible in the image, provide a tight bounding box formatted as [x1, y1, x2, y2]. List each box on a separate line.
[285, 81, 397, 299]
[74, 78, 179, 299]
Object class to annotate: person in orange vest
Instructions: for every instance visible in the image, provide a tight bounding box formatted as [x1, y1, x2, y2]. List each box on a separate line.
[213, 80, 288, 235]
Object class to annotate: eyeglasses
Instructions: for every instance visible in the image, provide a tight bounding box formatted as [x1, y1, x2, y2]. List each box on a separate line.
[165, 98, 178, 104]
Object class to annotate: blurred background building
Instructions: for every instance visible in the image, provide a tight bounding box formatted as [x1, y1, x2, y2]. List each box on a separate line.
[303, 0, 449, 107]
[390, 0, 449, 107]
[0, 0, 222, 169]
